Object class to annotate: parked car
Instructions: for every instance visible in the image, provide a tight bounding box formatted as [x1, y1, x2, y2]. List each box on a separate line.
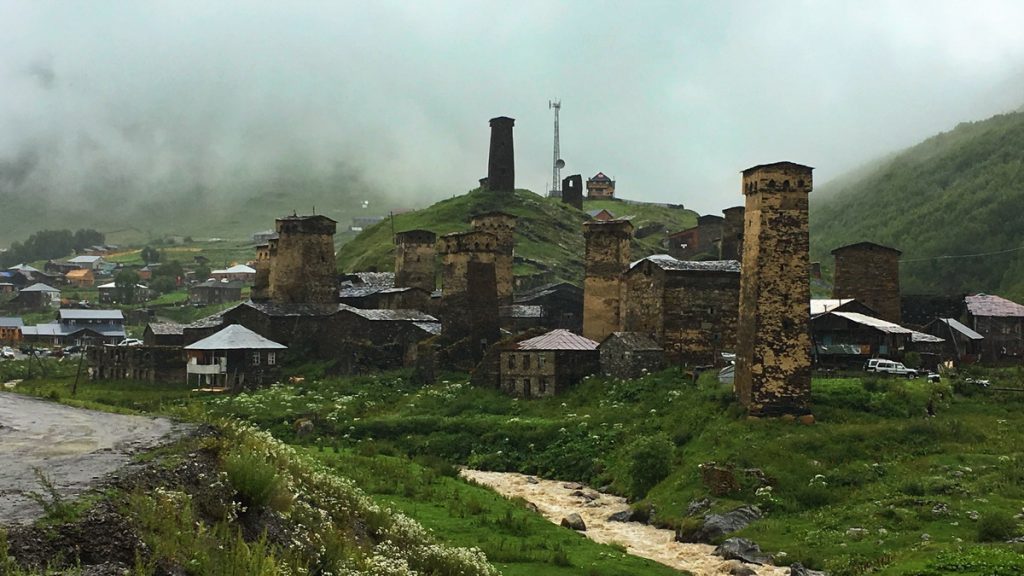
[871, 359, 918, 378]
[117, 338, 143, 347]
[1, 347, 15, 359]
[63, 345, 82, 355]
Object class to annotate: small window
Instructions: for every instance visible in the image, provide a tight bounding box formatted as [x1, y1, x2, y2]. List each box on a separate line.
[507, 354, 515, 369]
[540, 377, 548, 393]
[251, 351, 261, 365]
[524, 354, 531, 369]
[538, 354, 546, 368]
[267, 352, 276, 366]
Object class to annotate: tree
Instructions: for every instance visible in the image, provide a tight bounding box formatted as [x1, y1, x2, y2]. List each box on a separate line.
[113, 270, 138, 305]
[623, 433, 674, 499]
[194, 264, 211, 281]
[149, 276, 177, 295]
[140, 246, 161, 264]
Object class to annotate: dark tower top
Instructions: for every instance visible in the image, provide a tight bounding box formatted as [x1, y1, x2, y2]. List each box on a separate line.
[487, 116, 516, 192]
[562, 174, 583, 210]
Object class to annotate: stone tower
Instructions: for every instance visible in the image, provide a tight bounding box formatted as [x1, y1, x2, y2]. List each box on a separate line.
[267, 214, 337, 304]
[735, 162, 813, 416]
[439, 230, 501, 357]
[582, 219, 634, 342]
[720, 206, 745, 261]
[832, 242, 902, 322]
[251, 237, 276, 301]
[470, 212, 517, 305]
[394, 229, 437, 293]
[487, 116, 515, 192]
[561, 174, 584, 210]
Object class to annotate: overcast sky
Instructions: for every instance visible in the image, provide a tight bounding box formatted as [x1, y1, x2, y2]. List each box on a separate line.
[3, 0, 1024, 216]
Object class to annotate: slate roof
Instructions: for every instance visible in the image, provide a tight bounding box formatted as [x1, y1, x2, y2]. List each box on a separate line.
[934, 318, 984, 340]
[412, 321, 442, 335]
[241, 301, 341, 317]
[517, 329, 598, 351]
[340, 272, 395, 289]
[340, 305, 437, 322]
[910, 331, 945, 343]
[147, 322, 185, 336]
[500, 305, 544, 319]
[514, 282, 581, 303]
[185, 324, 286, 351]
[830, 241, 902, 256]
[965, 294, 1024, 318]
[600, 332, 662, 351]
[630, 254, 740, 273]
[59, 309, 124, 322]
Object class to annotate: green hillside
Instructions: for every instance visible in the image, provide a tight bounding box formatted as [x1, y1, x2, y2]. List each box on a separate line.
[810, 110, 1024, 300]
[336, 188, 698, 283]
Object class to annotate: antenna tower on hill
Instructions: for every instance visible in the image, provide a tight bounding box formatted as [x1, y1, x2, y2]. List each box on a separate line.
[549, 99, 564, 198]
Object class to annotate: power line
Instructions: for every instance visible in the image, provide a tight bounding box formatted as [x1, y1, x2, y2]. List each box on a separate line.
[900, 244, 1024, 263]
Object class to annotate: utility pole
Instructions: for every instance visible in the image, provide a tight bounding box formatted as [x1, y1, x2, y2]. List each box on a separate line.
[549, 99, 563, 197]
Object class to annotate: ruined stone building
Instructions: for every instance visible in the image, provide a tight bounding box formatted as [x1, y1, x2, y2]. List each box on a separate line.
[253, 214, 337, 305]
[586, 172, 615, 199]
[582, 219, 634, 343]
[720, 206, 745, 260]
[487, 116, 515, 192]
[471, 212, 517, 305]
[512, 281, 584, 334]
[439, 230, 501, 358]
[499, 329, 599, 398]
[735, 161, 813, 416]
[831, 241, 902, 323]
[394, 230, 437, 293]
[599, 332, 664, 379]
[622, 255, 740, 366]
[561, 174, 584, 210]
[88, 345, 185, 383]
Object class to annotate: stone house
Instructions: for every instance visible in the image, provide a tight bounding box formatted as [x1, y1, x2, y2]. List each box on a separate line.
[499, 329, 599, 398]
[189, 279, 245, 305]
[184, 324, 286, 390]
[586, 172, 615, 199]
[599, 332, 664, 379]
[338, 272, 430, 311]
[622, 255, 740, 366]
[98, 281, 152, 304]
[667, 215, 724, 261]
[499, 304, 544, 333]
[964, 293, 1024, 362]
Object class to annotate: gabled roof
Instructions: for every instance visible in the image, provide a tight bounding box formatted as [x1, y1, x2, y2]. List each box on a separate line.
[339, 272, 396, 289]
[586, 209, 614, 218]
[68, 255, 102, 264]
[97, 281, 148, 289]
[741, 161, 814, 175]
[827, 311, 913, 335]
[184, 324, 286, 351]
[911, 331, 945, 343]
[339, 304, 437, 322]
[8, 264, 41, 273]
[629, 254, 740, 273]
[500, 305, 544, 319]
[146, 322, 185, 336]
[600, 332, 662, 351]
[514, 282, 582, 303]
[811, 299, 855, 316]
[193, 279, 245, 290]
[830, 241, 902, 256]
[965, 294, 1024, 318]
[588, 172, 612, 182]
[59, 309, 124, 321]
[241, 301, 341, 317]
[212, 264, 256, 275]
[20, 283, 60, 293]
[517, 329, 598, 351]
[933, 318, 984, 340]
[0, 317, 24, 328]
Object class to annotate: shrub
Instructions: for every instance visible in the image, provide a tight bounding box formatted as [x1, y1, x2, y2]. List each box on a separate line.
[224, 448, 291, 512]
[623, 433, 674, 499]
[977, 511, 1018, 542]
[792, 483, 835, 510]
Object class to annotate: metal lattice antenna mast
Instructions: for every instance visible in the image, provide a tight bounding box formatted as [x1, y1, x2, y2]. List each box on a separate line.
[549, 99, 562, 196]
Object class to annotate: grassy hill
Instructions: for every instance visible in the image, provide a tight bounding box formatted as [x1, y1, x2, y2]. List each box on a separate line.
[336, 187, 698, 283]
[810, 110, 1024, 301]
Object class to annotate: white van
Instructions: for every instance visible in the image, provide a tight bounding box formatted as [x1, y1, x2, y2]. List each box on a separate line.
[868, 359, 918, 378]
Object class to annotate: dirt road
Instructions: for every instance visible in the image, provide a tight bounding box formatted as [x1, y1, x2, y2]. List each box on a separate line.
[0, 393, 179, 524]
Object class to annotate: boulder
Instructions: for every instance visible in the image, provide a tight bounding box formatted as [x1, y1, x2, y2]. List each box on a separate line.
[713, 537, 769, 565]
[608, 510, 633, 523]
[686, 497, 715, 517]
[560, 513, 586, 531]
[686, 505, 762, 542]
[789, 562, 827, 576]
[728, 563, 758, 576]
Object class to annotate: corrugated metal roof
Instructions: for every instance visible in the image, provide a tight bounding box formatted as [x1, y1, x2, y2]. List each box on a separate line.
[59, 309, 124, 321]
[20, 283, 59, 293]
[23, 323, 125, 338]
[9, 264, 42, 273]
[938, 317, 984, 340]
[911, 331, 945, 343]
[68, 255, 102, 263]
[630, 254, 740, 273]
[185, 324, 286, 351]
[965, 294, 1024, 318]
[0, 317, 24, 328]
[517, 329, 598, 351]
[600, 332, 663, 351]
[811, 299, 854, 316]
[194, 279, 245, 289]
[212, 264, 256, 274]
[500, 305, 544, 319]
[829, 311, 914, 334]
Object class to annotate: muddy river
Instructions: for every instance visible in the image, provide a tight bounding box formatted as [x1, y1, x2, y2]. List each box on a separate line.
[0, 392, 180, 524]
[461, 470, 788, 576]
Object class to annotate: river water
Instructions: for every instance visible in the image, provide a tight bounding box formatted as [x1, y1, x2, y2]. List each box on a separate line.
[461, 470, 788, 576]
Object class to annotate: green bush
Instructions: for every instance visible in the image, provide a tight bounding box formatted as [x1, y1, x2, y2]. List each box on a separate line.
[623, 433, 674, 499]
[977, 511, 1018, 542]
[224, 449, 291, 512]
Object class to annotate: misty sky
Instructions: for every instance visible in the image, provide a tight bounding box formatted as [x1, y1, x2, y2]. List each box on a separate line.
[4, 0, 1024, 217]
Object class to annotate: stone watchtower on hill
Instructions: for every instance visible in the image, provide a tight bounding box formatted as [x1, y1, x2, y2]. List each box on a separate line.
[735, 162, 813, 416]
[582, 219, 634, 342]
[394, 230, 437, 294]
[487, 116, 516, 192]
[832, 241, 902, 323]
[470, 212, 517, 305]
[266, 214, 337, 305]
[439, 230, 501, 357]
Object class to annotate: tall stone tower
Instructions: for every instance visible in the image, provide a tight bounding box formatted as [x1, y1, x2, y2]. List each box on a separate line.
[394, 229, 437, 294]
[250, 236, 276, 301]
[735, 162, 813, 416]
[439, 230, 501, 358]
[267, 214, 337, 304]
[487, 116, 515, 192]
[720, 206, 745, 261]
[832, 242, 902, 322]
[470, 212, 517, 305]
[582, 220, 634, 342]
[561, 174, 584, 210]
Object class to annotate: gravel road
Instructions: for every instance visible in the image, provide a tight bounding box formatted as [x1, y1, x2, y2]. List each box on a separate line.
[0, 392, 179, 525]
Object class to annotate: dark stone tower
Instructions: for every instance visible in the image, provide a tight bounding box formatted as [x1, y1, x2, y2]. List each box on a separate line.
[735, 162, 813, 416]
[487, 116, 515, 192]
[721, 206, 745, 261]
[395, 229, 437, 294]
[561, 174, 584, 210]
[832, 242, 902, 322]
[470, 212, 517, 305]
[439, 231, 501, 360]
[582, 220, 634, 342]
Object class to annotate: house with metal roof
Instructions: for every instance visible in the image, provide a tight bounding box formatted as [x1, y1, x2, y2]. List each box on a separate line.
[512, 281, 584, 334]
[810, 310, 943, 367]
[211, 264, 257, 284]
[586, 172, 616, 199]
[184, 324, 286, 390]
[923, 317, 983, 365]
[65, 268, 95, 288]
[189, 279, 245, 305]
[12, 283, 61, 309]
[964, 293, 1024, 362]
[499, 329, 599, 397]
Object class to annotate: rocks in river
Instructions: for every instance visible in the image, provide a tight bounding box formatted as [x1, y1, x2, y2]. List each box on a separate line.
[789, 562, 827, 576]
[723, 561, 758, 576]
[570, 489, 599, 502]
[562, 482, 583, 490]
[713, 537, 769, 565]
[526, 476, 539, 484]
[679, 505, 762, 543]
[560, 512, 586, 531]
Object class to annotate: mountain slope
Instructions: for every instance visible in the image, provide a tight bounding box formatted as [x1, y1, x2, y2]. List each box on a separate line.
[810, 110, 1024, 301]
[336, 188, 698, 283]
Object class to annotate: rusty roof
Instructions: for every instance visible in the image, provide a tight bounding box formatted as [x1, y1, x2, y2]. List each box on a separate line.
[965, 293, 1024, 318]
[517, 329, 598, 351]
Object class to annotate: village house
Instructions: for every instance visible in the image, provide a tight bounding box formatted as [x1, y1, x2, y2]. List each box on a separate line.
[22, 309, 126, 347]
[586, 172, 616, 199]
[11, 283, 61, 309]
[923, 318, 983, 365]
[144, 322, 185, 346]
[189, 279, 245, 305]
[211, 264, 257, 284]
[0, 317, 24, 344]
[184, 324, 286, 390]
[498, 304, 544, 333]
[622, 255, 740, 366]
[667, 215, 724, 261]
[499, 329, 599, 398]
[809, 310, 942, 367]
[88, 345, 185, 383]
[337, 272, 430, 311]
[98, 281, 152, 304]
[65, 268, 95, 288]
[599, 332, 664, 379]
[67, 255, 105, 270]
[810, 298, 879, 317]
[0, 282, 14, 294]
[964, 293, 1024, 362]
[137, 264, 160, 282]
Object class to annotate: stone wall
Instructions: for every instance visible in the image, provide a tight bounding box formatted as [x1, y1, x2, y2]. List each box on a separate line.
[735, 162, 813, 416]
[721, 206, 745, 261]
[499, 349, 599, 397]
[394, 229, 437, 293]
[439, 231, 501, 359]
[267, 215, 337, 304]
[832, 242, 902, 323]
[582, 220, 634, 342]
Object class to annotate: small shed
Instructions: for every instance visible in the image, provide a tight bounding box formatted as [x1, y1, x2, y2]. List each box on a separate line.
[599, 331, 664, 379]
[184, 324, 286, 390]
[144, 322, 185, 347]
[499, 329, 599, 398]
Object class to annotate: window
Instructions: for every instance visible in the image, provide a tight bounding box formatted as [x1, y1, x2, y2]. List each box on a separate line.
[523, 354, 531, 369]
[540, 377, 548, 394]
[507, 354, 515, 369]
[251, 351, 261, 365]
[267, 352, 276, 366]
[538, 354, 546, 368]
